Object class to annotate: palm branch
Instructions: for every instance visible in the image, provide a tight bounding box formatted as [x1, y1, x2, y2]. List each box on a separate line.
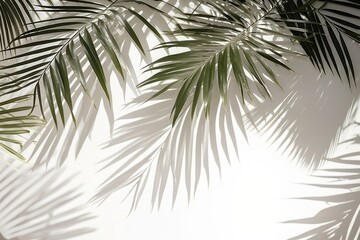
[24, 76, 121, 168]
[0, 162, 95, 239]
[0, 0, 173, 164]
[275, 0, 360, 87]
[0, 95, 43, 162]
[94, 0, 360, 208]
[243, 0, 360, 168]
[0, 0, 167, 128]
[94, 80, 251, 210]
[140, 0, 360, 124]
[0, 0, 36, 51]
[141, 0, 301, 124]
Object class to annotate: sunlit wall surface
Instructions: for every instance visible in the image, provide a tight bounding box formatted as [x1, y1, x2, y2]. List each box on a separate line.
[0, 1, 359, 240]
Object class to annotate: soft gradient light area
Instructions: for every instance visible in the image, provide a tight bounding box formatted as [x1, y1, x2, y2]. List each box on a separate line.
[3, 5, 359, 238]
[51, 31, 360, 239]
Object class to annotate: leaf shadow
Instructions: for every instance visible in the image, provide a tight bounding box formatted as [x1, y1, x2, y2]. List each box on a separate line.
[247, 54, 360, 169]
[93, 76, 252, 210]
[285, 100, 360, 240]
[0, 162, 96, 240]
[20, 5, 171, 168]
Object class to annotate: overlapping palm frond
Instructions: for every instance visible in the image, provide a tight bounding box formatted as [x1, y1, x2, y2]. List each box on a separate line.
[24, 75, 112, 168]
[286, 124, 360, 239]
[94, 0, 360, 208]
[140, 0, 360, 124]
[275, 0, 360, 86]
[0, 0, 174, 164]
[0, 163, 95, 239]
[94, 79, 251, 210]
[0, 0, 36, 51]
[0, 0, 167, 128]
[0, 95, 43, 161]
[140, 0, 306, 124]
[244, 0, 360, 168]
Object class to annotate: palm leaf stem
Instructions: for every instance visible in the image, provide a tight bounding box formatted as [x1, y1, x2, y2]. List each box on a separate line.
[142, 0, 286, 124]
[33, 0, 123, 95]
[202, 0, 285, 56]
[318, 11, 357, 84]
[241, 0, 285, 36]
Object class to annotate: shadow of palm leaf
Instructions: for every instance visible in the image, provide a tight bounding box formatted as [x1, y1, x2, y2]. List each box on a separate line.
[141, 0, 304, 125]
[93, 79, 252, 210]
[285, 103, 360, 239]
[18, 4, 175, 168]
[0, 0, 35, 51]
[276, 0, 360, 86]
[0, 95, 44, 162]
[22, 61, 121, 168]
[0, 162, 96, 240]
[135, 0, 360, 172]
[1, 0, 173, 166]
[247, 55, 360, 168]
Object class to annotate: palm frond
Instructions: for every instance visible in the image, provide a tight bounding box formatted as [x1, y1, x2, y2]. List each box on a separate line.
[24, 73, 117, 168]
[93, 80, 251, 210]
[0, 0, 173, 165]
[0, 95, 43, 162]
[0, 0, 167, 128]
[274, 0, 360, 86]
[0, 163, 95, 239]
[140, 0, 305, 124]
[0, 0, 35, 51]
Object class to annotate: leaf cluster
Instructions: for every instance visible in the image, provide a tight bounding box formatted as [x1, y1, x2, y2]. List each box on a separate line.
[0, 0, 35, 51]
[142, 0, 298, 123]
[275, 0, 360, 86]
[0, 0, 359, 217]
[0, 0, 164, 129]
[0, 95, 43, 161]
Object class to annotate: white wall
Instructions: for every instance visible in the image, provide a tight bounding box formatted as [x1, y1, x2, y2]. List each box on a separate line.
[1, 2, 360, 239]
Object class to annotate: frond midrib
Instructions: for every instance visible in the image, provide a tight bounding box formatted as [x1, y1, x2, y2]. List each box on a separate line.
[33, 0, 123, 90]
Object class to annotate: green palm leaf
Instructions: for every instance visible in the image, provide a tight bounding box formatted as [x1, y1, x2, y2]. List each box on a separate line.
[94, 81, 251, 210]
[140, 0, 302, 124]
[0, 0, 172, 165]
[0, 0, 35, 51]
[0, 95, 43, 162]
[0, 0, 166, 128]
[274, 0, 360, 86]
